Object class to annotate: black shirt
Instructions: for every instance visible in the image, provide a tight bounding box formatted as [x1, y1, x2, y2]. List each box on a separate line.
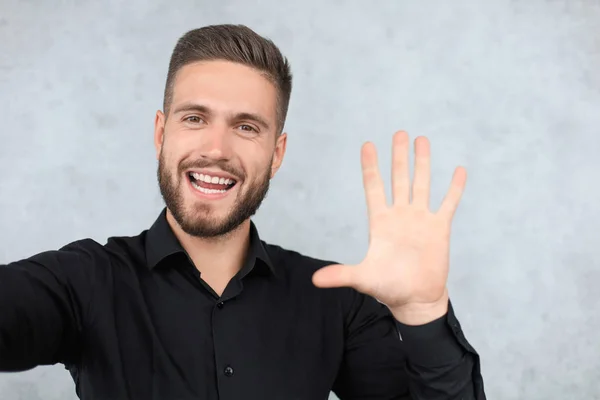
[0, 209, 485, 399]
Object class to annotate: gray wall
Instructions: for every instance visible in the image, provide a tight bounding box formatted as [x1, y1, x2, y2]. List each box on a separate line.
[1, 0, 599, 399]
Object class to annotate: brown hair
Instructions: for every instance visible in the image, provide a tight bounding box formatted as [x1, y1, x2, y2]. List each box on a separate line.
[163, 24, 293, 133]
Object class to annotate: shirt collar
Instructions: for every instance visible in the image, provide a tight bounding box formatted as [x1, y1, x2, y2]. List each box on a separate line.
[144, 208, 275, 276]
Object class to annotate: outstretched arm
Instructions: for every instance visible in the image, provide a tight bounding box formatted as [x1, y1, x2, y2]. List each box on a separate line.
[0, 240, 100, 371]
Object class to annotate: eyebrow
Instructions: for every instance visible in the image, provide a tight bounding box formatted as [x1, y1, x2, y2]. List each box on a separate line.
[172, 102, 271, 131]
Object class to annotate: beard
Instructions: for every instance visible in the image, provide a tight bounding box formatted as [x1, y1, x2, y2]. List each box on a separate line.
[157, 149, 272, 238]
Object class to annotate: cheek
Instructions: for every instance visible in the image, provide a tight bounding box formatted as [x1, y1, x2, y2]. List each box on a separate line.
[160, 155, 186, 185]
[162, 128, 190, 155]
[249, 157, 274, 181]
[161, 138, 188, 171]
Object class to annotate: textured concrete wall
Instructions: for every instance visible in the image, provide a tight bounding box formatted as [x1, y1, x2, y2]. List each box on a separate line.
[1, 0, 599, 399]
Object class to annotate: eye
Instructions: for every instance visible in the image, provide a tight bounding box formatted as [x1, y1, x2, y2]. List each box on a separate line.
[183, 115, 205, 124]
[238, 124, 258, 133]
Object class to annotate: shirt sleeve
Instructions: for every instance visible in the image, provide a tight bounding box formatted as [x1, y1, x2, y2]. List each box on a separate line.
[0, 239, 102, 371]
[332, 288, 486, 400]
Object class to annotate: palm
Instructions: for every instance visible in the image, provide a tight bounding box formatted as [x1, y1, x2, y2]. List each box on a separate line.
[312, 131, 466, 310]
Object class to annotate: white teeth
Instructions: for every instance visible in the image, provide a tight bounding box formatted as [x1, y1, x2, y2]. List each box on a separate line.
[190, 172, 235, 185]
[191, 181, 227, 194]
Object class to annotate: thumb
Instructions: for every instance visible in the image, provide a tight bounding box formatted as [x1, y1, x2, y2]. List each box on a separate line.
[312, 264, 357, 289]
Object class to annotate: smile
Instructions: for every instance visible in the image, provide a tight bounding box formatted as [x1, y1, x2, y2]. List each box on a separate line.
[187, 172, 237, 196]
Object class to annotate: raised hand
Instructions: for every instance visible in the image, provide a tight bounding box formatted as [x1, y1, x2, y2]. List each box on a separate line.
[312, 131, 467, 325]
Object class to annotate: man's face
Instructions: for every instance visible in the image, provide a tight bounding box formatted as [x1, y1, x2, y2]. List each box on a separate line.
[154, 60, 287, 238]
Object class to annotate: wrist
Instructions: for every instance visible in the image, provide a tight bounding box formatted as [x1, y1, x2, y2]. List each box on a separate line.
[390, 292, 449, 326]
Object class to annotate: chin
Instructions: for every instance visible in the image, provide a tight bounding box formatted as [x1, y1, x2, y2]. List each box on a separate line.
[175, 204, 245, 238]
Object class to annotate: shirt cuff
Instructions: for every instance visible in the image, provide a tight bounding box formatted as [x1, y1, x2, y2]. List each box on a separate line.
[395, 304, 466, 367]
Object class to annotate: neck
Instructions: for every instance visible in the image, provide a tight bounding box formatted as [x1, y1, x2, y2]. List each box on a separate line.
[165, 210, 251, 281]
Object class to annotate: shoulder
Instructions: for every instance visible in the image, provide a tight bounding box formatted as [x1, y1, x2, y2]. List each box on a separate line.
[55, 230, 147, 263]
[33, 230, 149, 277]
[262, 241, 354, 302]
[103, 231, 147, 264]
[262, 241, 340, 275]
[263, 242, 393, 329]
[19, 237, 110, 269]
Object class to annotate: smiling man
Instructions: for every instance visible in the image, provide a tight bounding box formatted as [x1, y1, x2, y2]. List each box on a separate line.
[0, 25, 485, 399]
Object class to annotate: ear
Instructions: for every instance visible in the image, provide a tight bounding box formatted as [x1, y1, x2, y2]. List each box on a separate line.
[154, 110, 166, 160]
[270, 132, 288, 179]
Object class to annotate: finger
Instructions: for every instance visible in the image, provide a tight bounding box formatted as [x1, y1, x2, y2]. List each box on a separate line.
[438, 166, 467, 219]
[411, 136, 431, 208]
[312, 264, 357, 289]
[361, 142, 387, 217]
[391, 131, 410, 206]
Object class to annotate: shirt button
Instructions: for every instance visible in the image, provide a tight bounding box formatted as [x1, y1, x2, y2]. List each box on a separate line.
[224, 366, 234, 377]
[216, 301, 224, 309]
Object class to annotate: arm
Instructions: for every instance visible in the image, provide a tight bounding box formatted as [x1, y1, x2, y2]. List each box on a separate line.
[0, 239, 100, 371]
[311, 134, 484, 397]
[332, 289, 485, 400]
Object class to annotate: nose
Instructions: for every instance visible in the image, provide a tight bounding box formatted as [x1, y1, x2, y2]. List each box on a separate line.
[199, 125, 233, 160]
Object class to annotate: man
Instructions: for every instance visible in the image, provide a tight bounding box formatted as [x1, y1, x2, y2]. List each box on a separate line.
[0, 24, 485, 399]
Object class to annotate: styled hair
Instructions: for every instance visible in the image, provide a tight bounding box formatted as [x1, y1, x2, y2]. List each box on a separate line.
[163, 24, 293, 133]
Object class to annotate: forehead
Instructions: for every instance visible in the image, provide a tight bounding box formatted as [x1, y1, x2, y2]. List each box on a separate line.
[170, 60, 278, 122]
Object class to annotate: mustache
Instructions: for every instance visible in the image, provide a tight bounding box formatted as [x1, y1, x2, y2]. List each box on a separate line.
[179, 159, 245, 180]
